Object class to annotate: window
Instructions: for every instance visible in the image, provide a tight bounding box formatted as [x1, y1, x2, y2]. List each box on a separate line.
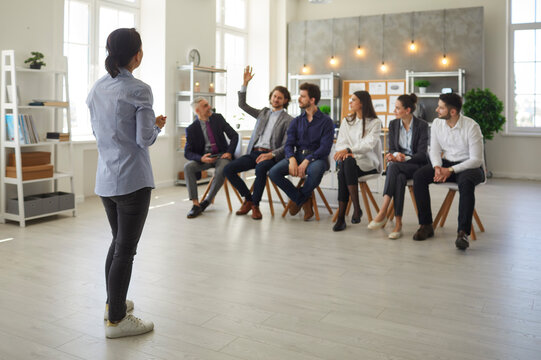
[508, 0, 541, 134]
[216, 0, 248, 129]
[64, 0, 139, 140]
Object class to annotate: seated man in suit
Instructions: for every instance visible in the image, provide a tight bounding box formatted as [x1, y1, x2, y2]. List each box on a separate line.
[184, 97, 239, 218]
[412, 93, 485, 250]
[223, 66, 293, 220]
[269, 82, 334, 221]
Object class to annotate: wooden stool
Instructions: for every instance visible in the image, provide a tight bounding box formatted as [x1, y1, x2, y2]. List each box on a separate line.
[432, 183, 485, 240]
[248, 176, 286, 216]
[282, 177, 333, 221]
[332, 173, 381, 222]
[200, 177, 242, 212]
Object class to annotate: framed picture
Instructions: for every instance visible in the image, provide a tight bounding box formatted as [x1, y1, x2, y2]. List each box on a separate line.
[348, 82, 366, 94]
[387, 81, 405, 95]
[373, 99, 387, 113]
[369, 82, 386, 95]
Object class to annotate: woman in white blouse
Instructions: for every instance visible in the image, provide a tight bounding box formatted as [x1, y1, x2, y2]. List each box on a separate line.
[333, 90, 381, 231]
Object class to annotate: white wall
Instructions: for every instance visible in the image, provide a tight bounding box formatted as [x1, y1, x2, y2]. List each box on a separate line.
[282, 0, 540, 180]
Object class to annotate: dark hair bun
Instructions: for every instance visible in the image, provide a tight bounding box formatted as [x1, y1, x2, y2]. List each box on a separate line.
[409, 93, 417, 104]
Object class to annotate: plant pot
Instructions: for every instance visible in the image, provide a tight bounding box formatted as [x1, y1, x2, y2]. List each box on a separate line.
[418, 87, 427, 94]
[29, 64, 42, 70]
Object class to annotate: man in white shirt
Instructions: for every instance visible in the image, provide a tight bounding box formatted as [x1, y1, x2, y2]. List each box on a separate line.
[412, 93, 485, 250]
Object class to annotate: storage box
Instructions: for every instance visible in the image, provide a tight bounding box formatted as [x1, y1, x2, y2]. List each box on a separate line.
[8, 151, 51, 166]
[7, 196, 42, 217]
[36, 193, 60, 213]
[6, 164, 54, 180]
[50, 191, 75, 211]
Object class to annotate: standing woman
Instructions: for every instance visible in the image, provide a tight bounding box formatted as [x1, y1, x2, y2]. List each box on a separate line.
[367, 94, 429, 239]
[87, 28, 166, 338]
[333, 91, 382, 232]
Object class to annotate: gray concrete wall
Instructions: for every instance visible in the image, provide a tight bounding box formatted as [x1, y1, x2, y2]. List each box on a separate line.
[288, 7, 484, 119]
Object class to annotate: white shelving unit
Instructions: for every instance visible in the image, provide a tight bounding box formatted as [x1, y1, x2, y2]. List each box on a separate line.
[287, 72, 341, 123]
[175, 63, 227, 186]
[405, 69, 466, 97]
[0, 50, 76, 227]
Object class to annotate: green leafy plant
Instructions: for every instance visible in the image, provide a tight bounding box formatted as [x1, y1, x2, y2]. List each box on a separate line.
[24, 51, 46, 69]
[319, 105, 331, 115]
[463, 88, 506, 140]
[414, 80, 430, 88]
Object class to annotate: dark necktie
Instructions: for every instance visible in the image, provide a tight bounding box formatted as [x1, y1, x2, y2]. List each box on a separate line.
[205, 121, 219, 154]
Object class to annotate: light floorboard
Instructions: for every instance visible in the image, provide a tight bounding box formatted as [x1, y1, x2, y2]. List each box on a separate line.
[1, 178, 541, 359]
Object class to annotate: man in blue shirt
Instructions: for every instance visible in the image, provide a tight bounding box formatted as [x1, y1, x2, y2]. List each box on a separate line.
[269, 83, 334, 221]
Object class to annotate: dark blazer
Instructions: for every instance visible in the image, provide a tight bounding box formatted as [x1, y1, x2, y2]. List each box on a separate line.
[238, 90, 293, 160]
[388, 116, 429, 164]
[184, 113, 239, 162]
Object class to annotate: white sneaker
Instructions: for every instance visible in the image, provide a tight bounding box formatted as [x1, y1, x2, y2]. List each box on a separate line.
[104, 299, 134, 321]
[105, 314, 154, 339]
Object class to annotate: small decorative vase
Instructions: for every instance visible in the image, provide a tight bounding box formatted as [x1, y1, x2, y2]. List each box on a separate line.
[418, 87, 427, 94]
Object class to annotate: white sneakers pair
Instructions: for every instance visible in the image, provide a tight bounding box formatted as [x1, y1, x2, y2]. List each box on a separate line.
[104, 300, 154, 339]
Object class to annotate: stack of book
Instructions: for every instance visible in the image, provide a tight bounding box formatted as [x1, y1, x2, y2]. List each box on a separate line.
[28, 100, 69, 107]
[5, 114, 39, 144]
[46, 132, 70, 142]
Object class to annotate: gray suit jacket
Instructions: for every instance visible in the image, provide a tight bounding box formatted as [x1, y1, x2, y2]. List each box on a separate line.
[238, 90, 293, 161]
[388, 116, 429, 164]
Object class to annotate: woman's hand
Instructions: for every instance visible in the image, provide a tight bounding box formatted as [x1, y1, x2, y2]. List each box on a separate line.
[334, 149, 349, 161]
[155, 115, 167, 129]
[243, 66, 254, 86]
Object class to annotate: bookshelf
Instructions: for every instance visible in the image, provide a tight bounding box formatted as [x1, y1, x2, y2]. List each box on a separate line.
[0, 50, 76, 227]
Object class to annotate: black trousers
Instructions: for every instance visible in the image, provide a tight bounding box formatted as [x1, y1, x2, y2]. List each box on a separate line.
[383, 161, 421, 217]
[101, 187, 151, 322]
[336, 157, 377, 202]
[413, 160, 484, 234]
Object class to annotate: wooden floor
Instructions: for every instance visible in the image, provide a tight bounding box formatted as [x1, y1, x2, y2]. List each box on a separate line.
[1, 178, 541, 359]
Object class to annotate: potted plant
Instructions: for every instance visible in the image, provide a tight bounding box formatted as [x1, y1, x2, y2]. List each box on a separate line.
[319, 105, 331, 115]
[24, 51, 46, 69]
[414, 79, 430, 94]
[462, 88, 506, 178]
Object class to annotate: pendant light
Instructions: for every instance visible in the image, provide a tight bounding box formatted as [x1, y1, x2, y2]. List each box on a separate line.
[441, 9, 449, 65]
[329, 18, 337, 66]
[356, 16, 365, 56]
[380, 15, 387, 72]
[409, 12, 416, 52]
[302, 21, 309, 73]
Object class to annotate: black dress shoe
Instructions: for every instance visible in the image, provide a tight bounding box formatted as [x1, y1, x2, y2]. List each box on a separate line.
[200, 200, 210, 211]
[455, 230, 469, 250]
[333, 218, 346, 232]
[412, 224, 434, 241]
[187, 205, 203, 218]
[351, 208, 362, 224]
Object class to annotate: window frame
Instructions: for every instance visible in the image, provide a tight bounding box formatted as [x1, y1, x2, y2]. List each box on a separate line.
[507, 0, 541, 136]
[64, 0, 140, 141]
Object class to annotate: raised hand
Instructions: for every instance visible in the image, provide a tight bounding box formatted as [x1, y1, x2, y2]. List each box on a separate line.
[243, 66, 254, 86]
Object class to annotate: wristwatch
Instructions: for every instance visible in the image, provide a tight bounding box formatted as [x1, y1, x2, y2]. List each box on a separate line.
[448, 166, 455, 173]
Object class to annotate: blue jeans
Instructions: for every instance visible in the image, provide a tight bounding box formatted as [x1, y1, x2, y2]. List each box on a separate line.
[269, 155, 327, 206]
[223, 151, 277, 206]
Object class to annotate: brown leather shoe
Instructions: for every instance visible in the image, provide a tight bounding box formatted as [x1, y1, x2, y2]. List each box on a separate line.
[236, 200, 253, 215]
[412, 224, 434, 241]
[303, 197, 314, 221]
[288, 201, 301, 216]
[251, 205, 262, 220]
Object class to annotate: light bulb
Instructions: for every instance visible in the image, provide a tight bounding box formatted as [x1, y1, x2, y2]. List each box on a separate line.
[329, 56, 336, 65]
[302, 64, 309, 73]
[356, 46, 364, 56]
[441, 54, 448, 65]
[380, 62, 387, 72]
[409, 41, 416, 51]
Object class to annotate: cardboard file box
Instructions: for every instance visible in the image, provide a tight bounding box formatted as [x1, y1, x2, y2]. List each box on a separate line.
[6, 164, 54, 180]
[8, 151, 51, 167]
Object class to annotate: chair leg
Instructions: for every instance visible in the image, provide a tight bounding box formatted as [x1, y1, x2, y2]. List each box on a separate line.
[359, 182, 373, 222]
[271, 180, 287, 208]
[265, 177, 274, 216]
[316, 186, 333, 215]
[473, 209, 485, 232]
[230, 182, 243, 204]
[223, 180, 232, 212]
[470, 224, 477, 240]
[366, 185, 380, 214]
[311, 192, 320, 221]
[440, 190, 456, 228]
[199, 176, 214, 203]
[433, 189, 453, 228]
[408, 185, 418, 216]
